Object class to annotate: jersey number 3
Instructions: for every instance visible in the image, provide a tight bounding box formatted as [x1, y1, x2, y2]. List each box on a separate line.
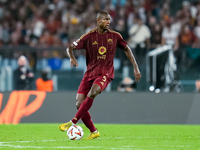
[100, 76, 106, 86]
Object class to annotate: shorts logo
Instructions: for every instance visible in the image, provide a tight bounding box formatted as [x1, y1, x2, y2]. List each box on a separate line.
[98, 46, 107, 55]
[100, 82, 104, 86]
[107, 39, 113, 45]
[92, 41, 98, 45]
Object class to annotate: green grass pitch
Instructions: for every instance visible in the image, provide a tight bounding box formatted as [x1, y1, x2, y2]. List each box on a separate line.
[0, 124, 200, 150]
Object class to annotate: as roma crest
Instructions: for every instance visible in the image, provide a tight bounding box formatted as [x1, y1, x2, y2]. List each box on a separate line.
[107, 38, 113, 45]
[98, 46, 107, 55]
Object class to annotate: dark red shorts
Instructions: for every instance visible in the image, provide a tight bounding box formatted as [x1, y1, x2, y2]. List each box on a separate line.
[77, 75, 112, 95]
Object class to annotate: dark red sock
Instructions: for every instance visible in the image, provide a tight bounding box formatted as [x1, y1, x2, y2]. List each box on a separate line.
[71, 97, 94, 124]
[81, 111, 96, 133]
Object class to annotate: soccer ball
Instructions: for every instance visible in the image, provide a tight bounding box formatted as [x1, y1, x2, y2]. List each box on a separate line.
[67, 125, 84, 140]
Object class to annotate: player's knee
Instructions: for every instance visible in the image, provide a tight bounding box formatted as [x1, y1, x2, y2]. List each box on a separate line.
[75, 100, 81, 109]
[87, 84, 101, 99]
[88, 90, 99, 99]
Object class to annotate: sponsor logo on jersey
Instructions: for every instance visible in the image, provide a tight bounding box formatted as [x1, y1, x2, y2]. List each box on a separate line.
[97, 46, 107, 60]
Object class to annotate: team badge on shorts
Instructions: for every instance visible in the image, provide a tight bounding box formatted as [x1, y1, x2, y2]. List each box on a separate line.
[98, 46, 107, 55]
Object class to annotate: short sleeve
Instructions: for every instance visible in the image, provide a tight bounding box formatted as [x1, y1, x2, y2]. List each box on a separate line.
[72, 33, 89, 50]
[117, 33, 127, 49]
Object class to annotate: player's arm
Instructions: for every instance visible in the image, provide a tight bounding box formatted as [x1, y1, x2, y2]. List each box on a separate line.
[66, 44, 78, 68]
[124, 45, 141, 82]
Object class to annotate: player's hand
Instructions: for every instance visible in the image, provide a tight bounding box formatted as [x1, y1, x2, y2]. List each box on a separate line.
[134, 67, 141, 82]
[70, 58, 78, 68]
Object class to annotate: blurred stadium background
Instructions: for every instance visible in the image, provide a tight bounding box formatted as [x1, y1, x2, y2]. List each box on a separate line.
[0, 0, 200, 92]
[1, 1, 200, 149]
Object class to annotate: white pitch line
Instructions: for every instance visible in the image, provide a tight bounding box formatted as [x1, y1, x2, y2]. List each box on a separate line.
[0, 144, 132, 150]
[0, 144, 104, 149]
[0, 136, 199, 144]
[0, 137, 195, 149]
[0, 144, 192, 149]
[0, 139, 131, 149]
[0, 138, 125, 144]
[0, 139, 67, 144]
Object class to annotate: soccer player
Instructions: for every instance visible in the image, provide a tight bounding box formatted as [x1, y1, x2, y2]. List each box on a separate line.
[59, 11, 141, 139]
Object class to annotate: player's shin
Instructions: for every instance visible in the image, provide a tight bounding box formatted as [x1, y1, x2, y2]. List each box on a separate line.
[72, 97, 94, 124]
[81, 111, 96, 132]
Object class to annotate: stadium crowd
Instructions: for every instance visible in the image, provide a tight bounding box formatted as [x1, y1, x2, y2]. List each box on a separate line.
[0, 0, 200, 70]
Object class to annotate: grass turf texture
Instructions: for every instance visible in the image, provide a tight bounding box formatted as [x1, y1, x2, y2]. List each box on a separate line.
[0, 124, 200, 150]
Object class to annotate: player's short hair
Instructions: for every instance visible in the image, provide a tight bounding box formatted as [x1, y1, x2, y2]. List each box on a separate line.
[97, 10, 109, 20]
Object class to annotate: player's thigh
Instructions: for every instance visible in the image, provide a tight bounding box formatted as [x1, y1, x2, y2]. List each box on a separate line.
[77, 78, 93, 96]
[93, 75, 111, 92]
[88, 75, 111, 98]
[87, 84, 102, 99]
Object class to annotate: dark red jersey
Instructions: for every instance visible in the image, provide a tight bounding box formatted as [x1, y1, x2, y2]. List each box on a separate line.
[73, 28, 127, 80]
